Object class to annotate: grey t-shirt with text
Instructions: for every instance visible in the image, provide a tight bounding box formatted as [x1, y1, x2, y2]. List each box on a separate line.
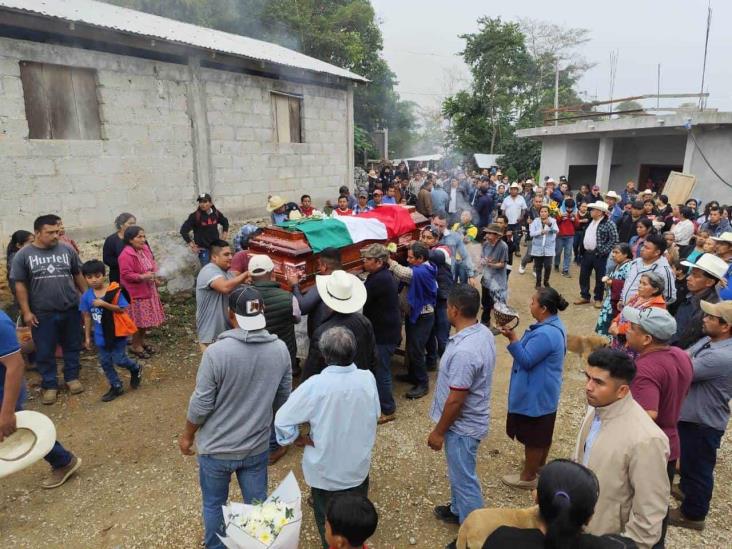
[10, 243, 82, 313]
[196, 263, 234, 344]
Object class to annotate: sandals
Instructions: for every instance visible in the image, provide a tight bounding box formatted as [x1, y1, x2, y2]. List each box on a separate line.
[129, 348, 152, 359]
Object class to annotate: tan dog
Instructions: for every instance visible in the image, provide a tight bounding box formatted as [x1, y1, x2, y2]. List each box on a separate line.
[566, 334, 609, 364]
[457, 505, 541, 548]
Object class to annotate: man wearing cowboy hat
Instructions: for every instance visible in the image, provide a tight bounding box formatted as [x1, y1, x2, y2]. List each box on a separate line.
[500, 183, 527, 247]
[671, 253, 727, 349]
[604, 191, 623, 223]
[180, 193, 229, 267]
[266, 195, 288, 225]
[300, 270, 376, 381]
[576, 201, 619, 307]
[0, 310, 81, 488]
[671, 300, 732, 531]
[711, 231, 732, 300]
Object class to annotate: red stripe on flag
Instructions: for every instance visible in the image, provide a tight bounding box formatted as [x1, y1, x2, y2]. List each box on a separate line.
[358, 206, 416, 238]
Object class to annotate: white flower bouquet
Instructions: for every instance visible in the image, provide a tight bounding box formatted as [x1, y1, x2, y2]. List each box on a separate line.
[219, 471, 302, 548]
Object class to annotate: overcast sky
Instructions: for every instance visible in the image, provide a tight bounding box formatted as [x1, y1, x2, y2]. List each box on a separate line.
[371, 0, 732, 115]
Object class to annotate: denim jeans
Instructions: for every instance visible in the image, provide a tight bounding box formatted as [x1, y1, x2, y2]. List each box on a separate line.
[374, 343, 397, 415]
[453, 262, 470, 284]
[198, 451, 269, 549]
[579, 251, 608, 301]
[98, 338, 140, 388]
[198, 248, 210, 267]
[554, 236, 573, 273]
[445, 430, 484, 523]
[405, 312, 434, 387]
[679, 421, 724, 521]
[311, 477, 369, 549]
[1, 382, 73, 469]
[32, 308, 82, 389]
[426, 300, 448, 367]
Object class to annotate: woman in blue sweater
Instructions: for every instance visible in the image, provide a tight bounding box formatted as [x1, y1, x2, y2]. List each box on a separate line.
[498, 287, 568, 490]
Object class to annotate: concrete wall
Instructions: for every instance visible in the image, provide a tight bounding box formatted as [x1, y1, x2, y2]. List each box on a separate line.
[0, 36, 352, 240]
[608, 135, 686, 192]
[684, 128, 732, 206]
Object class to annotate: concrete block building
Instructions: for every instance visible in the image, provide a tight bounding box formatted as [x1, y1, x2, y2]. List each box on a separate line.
[0, 0, 364, 240]
[516, 112, 732, 205]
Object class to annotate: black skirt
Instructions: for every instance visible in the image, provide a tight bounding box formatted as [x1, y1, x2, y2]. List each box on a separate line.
[506, 412, 557, 448]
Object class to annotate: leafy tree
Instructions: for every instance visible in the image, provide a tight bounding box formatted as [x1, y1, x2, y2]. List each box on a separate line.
[614, 100, 644, 115]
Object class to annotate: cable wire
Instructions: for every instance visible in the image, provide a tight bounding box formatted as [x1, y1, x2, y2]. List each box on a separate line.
[688, 130, 732, 189]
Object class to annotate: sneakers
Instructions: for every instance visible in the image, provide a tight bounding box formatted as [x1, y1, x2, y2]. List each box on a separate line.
[42, 456, 81, 489]
[574, 298, 591, 305]
[518, 266, 526, 274]
[67, 379, 84, 394]
[562, 271, 571, 278]
[268, 445, 288, 466]
[433, 504, 460, 524]
[501, 472, 538, 490]
[405, 385, 429, 400]
[42, 389, 58, 405]
[668, 507, 705, 531]
[101, 385, 124, 402]
[378, 413, 396, 425]
[130, 365, 143, 389]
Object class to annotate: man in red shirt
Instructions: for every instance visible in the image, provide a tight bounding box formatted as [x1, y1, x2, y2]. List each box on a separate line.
[624, 306, 693, 547]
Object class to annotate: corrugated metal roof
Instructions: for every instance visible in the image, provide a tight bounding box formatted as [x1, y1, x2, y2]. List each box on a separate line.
[0, 0, 366, 82]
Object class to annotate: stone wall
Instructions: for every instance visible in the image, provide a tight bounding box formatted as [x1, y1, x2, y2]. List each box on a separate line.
[0, 36, 353, 242]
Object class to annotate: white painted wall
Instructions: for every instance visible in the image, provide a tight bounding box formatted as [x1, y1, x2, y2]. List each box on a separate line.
[685, 128, 732, 206]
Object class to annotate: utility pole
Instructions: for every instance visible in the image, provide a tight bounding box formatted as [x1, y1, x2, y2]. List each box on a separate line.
[554, 59, 559, 126]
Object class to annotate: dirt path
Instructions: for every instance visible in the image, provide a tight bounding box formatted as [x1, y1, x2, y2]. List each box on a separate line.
[1, 267, 729, 548]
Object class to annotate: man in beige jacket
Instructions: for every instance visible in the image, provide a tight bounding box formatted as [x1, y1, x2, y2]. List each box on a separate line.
[575, 347, 670, 549]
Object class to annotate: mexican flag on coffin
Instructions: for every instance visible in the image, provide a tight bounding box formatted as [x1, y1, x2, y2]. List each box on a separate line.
[278, 205, 417, 252]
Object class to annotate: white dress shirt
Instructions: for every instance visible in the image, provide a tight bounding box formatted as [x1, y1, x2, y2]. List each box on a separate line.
[583, 219, 601, 251]
[274, 364, 380, 490]
[448, 187, 458, 213]
[500, 195, 527, 224]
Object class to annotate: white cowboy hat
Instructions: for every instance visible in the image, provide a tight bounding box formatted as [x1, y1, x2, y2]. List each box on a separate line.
[545, 177, 556, 184]
[587, 201, 609, 213]
[710, 231, 732, 244]
[0, 411, 56, 479]
[266, 195, 286, 212]
[509, 182, 521, 190]
[605, 191, 621, 201]
[680, 253, 729, 281]
[316, 270, 367, 314]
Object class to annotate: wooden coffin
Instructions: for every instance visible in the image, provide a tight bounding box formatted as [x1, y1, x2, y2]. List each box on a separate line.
[248, 206, 429, 290]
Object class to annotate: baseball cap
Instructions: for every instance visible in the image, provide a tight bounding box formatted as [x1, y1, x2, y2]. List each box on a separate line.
[197, 193, 212, 202]
[249, 254, 274, 275]
[361, 243, 389, 260]
[700, 300, 732, 324]
[622, 307, 677, 341]
[358, 189, 368, 198]
[559, 175, 567, 182]
[229, 286, 266, 331]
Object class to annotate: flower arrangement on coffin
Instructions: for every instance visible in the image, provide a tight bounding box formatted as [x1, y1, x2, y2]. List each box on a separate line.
[219, 472, 302, 549]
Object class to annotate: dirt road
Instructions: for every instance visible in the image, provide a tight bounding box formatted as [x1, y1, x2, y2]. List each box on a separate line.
[1, 265, 728, 548]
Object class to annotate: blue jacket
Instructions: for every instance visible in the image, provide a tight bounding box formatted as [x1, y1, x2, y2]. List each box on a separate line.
[431, 187, 449, 215]
[507, 315, 567, 416]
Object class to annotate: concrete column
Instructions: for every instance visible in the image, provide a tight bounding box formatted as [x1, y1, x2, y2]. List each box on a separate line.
[682, 130, 695, 173]
[595, 137, 614, 192]
[346, 83, 355, 187]
[186, 57, 213, 197]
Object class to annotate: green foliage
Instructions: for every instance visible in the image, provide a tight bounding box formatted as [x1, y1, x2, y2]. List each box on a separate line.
[443, 16, 591, 176]
[108, 0, 416, 158]
[614, 100, 644, 115]
[505, 166, 518, 182]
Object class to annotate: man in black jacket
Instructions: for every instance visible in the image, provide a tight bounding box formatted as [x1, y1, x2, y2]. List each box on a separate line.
[616, 201, 646, 243]
[301, 271, 376, 381]
[180, 193, 229, 267]
[362, 244, 401, 424]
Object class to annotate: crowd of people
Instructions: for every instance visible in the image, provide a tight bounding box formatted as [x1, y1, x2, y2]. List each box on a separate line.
[1, 162, 732, 549]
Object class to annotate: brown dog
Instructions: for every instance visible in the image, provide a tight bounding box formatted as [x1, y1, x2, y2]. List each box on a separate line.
[566, 334, 609, 365]
[457, 505, 541, 548]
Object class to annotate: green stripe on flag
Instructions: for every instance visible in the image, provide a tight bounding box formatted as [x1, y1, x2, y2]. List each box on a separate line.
[278, 218, 353, 253]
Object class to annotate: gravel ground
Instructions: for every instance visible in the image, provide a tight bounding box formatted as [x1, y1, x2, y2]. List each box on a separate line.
[1, 261, 729, 548]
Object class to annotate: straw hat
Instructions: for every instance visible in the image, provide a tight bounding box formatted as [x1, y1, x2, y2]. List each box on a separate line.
[605, 191, 621, 201]
[0, 411, 56, 479]
[587, 201, 609, 213]
[710, 231, 732, 244]
[316, 270, 367, 314]
[509, 182, 521, 190]
[266, 195, 286, 212]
